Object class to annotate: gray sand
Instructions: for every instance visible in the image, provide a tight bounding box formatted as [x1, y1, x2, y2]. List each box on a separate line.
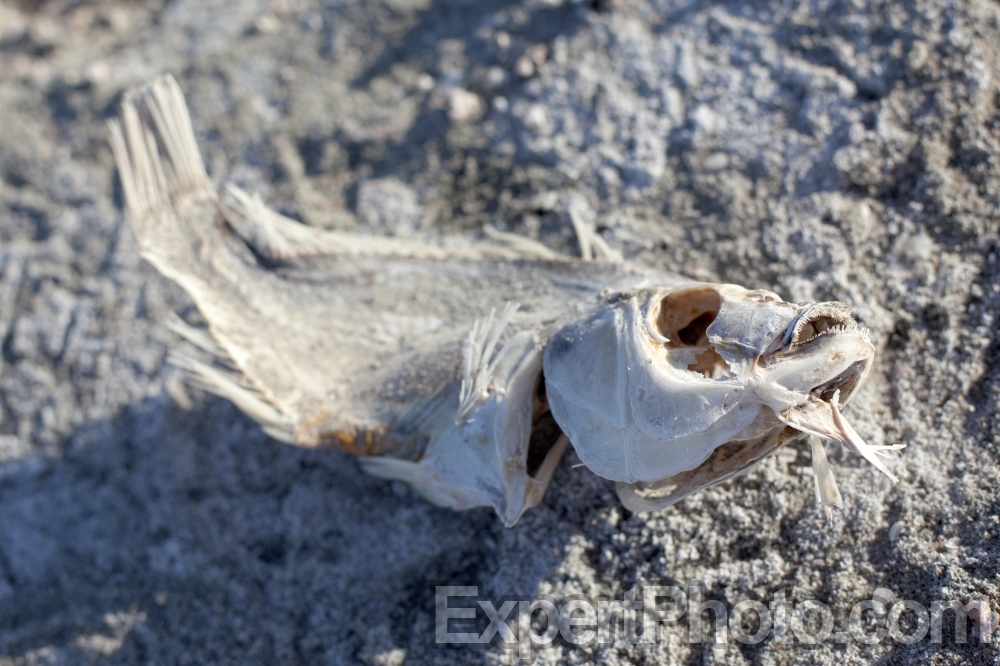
[1, 0, 999, 663]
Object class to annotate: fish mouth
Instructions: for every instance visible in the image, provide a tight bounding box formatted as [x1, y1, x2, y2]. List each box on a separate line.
[783, 302, 871, 351]
[764, 301, 874, 406]
[766, 301, 902, 512]
[810, 360, 867, 404]
[769, 304, 902, 516]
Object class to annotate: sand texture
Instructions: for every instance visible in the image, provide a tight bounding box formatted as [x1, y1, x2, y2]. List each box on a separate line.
[1, 0, 999, 663]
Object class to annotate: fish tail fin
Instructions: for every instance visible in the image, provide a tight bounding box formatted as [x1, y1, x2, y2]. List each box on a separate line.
[110, 76, 306, 431]
[109, 74, 222, 275]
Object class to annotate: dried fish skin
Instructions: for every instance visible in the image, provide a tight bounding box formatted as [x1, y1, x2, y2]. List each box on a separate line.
[110, 75, 900, 525]
[108, 75, 659, 524]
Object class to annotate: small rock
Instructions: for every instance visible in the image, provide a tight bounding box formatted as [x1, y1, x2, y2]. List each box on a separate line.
[254, 14, 281, 34]
[902, 230, 935, 261]
[515, 56, 535, 78]
[447, 88, 484, 122]
[523, 104, 550, 134]
[372, 648, 405, 666]
[528, 43, 548, 66]
[486, 66, 506, 87]
[907, 41, 931, 73]
[691, 105, 723, 134]
[417, 73, 435, 91]
[0, 3, 27, 42]
[85, 60, 111, 85]
[704, 152, 729, 171]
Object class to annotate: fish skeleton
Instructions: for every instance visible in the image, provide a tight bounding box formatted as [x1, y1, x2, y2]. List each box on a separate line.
[109, 76, 902, 526]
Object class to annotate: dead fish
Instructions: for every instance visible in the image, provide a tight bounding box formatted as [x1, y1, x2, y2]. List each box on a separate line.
[108, 75, 902, 526]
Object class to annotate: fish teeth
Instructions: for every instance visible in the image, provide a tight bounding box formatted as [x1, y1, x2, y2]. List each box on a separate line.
[793, 321, 865, 346]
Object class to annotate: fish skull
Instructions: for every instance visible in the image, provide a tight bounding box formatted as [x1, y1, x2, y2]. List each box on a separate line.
[543, 282, 892, 511]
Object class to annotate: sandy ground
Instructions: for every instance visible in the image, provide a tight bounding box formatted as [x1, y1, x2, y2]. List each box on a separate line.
[1, 0, 999, 663]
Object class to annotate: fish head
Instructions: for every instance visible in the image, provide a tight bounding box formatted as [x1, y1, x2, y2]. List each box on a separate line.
[544, 282, 887, 509]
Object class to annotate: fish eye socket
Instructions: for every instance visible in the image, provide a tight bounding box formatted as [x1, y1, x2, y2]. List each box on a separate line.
[655, 287, 721, 347]
[677, 311, 715, 345]
[653, 286, 729, 379]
